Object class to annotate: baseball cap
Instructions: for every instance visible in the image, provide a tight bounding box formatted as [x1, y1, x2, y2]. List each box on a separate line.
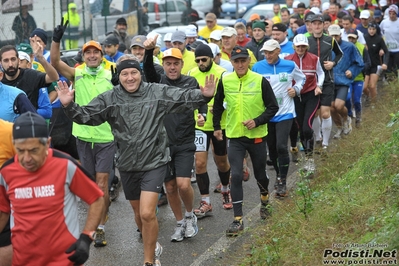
[310, 7, 321, 14]
[13, 112, 48, 140]
[272, 23, 287, 32]
[147, 31, 163, 48]
[103, 35, 119, 46]
[379, 0, 387, 6]
[249, 13, 261, 21]
[17, 43, 33, 54]
[230, 46, 249, 60]
[209, 30, 222, 41]
[311, 14, 324, 22]
[345, 4, 356, 11]
[190, 40, 207, 50]
[368, 22, 379, 28]
[185, 25, 197, 37]
[374, 9, 382, 18]
[221, 27, 237, 37]
[297, 2, 306, 9]
[347, 28, 358, 39]
[235, 18, 247, 26]
[162, 48, 183, 60]
[293, 34, 309, 46]
[322, 2, 330, 12]
[207, 43, 221, 58]
[293, 0, 300, 8]
[130, 35, 146, 48]
[82, 40, 102, 53]
[359, 10, 370, 19]
[388, 4, 398, 14]
[171, 31, 186, 43]
[305, 12, 315, 22]
[205, 13, 217, 21]
[328, 24, 341, 36]
[18, 51, 31, 62]
[116, 17, 127, 25]
[164, 32, 173, 42]
[260, 39, 281, 52]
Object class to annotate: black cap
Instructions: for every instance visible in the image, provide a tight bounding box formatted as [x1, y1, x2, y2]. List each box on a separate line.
[230, 46, 249, 60]
[194, 43, 214, 58]
[305, 11, 316, 22]
[116, 17, 127, 25]
[297, 2, 306, 8]
[368, 22, 379, 28]
[272, 23, 287, 32]
[103, 35, 119, 46]
[13, 112, 48, 140]
[311, 14, 324, 22]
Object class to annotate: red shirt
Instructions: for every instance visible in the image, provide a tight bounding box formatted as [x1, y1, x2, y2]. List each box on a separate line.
[0, 149, 103, 266]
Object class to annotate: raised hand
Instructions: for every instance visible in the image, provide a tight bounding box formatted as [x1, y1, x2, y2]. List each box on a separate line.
[30, 35, 44, 57]
[53, 17, 69, 43]
[56, 80, 75, 107]
[200, 74, 218, 98]
[110, 65, 119, 86]
[143, 34, 158, 50]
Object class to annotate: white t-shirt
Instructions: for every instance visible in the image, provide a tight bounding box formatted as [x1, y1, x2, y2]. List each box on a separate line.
[380, 18, 399, 52]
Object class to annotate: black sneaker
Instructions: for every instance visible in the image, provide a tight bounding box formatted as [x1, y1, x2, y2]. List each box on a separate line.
[94, 228, 107, 247]
[109, 180, 121, 202]
[226, 219, 244, 236]
[276, 178, 287, 198]
[260, 200, 271, 219]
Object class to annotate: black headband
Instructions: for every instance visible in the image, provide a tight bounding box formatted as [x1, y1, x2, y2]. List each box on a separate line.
[116, 60, 141, 74]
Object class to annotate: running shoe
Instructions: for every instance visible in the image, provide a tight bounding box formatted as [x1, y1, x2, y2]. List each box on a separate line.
[109, 180, 122, 201]
[355, 117, 361, 128]
[170, 224, 185, 242]
[333, 128, 343, 139]
[184, 214, 198, 238]
[290, 147, 299, 163]
[94, 228, 107, 247]
[260, 199, 271, 219]
[213, 183, 222, 193]
[222, 191, 233, 209]
[242, 165, 250, 181]
[343, 117, 352, 135]
[157, 193, 168, 207]
[154, 242, 162, 266]
[275, 179, 287, 198]
[226, 219, 244, 236]
[194, 201, 213, 218]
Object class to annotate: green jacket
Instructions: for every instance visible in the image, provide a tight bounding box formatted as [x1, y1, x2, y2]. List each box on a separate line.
[73, 66, 114, 143]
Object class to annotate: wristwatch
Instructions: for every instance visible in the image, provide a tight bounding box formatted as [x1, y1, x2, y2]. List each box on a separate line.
[83, 230, 96, 241]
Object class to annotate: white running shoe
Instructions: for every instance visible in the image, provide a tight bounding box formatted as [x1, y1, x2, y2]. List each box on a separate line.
[154, 242, 162, 266]
[333, 128, 343, 139]
[184, 214, 198, 238]
[343, 117, 352, 135]
[170, 224, 185, 242]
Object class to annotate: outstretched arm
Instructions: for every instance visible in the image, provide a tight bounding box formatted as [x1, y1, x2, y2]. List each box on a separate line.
[30, 35, 59, 83]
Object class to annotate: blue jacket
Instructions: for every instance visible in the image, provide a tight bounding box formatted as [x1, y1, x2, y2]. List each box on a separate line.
[333, 40, 364, 86]
[37, 87, 52, 119]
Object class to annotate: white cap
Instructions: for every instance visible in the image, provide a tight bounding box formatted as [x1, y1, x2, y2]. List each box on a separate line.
[221, 27, 237, 37]
[164, 32, 173, 42]
[322, 2, 330, 12]
[209, 30, 222, 41]
[147, 31, 163, 47]
[260, 39, 281, 51]
[18, 51, 30, 63]
[310, 7, 320, 14]
[185, 25, 197, 37]
[380, 0, 387, 6]
[293, 34, 309, 46]
[359, 10, 370, 19]
[328, 24, 341, 36]
[293, 0, 300, 8]
[345, 4, 356, 10]
[207, 43, 221, 58]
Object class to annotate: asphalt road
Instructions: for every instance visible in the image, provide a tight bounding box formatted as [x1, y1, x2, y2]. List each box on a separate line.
[80, 150, 301, 266]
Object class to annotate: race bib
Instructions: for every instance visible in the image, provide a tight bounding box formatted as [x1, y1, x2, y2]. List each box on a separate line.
[387, 41, 398, 50]
[195, 130, 207, 152]
[279, 72, 289, 82]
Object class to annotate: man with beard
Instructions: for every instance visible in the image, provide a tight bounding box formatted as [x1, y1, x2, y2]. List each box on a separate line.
[106, 17, 130, 53]
[0, 42, 58, 110]
[187, 44, 232, 218]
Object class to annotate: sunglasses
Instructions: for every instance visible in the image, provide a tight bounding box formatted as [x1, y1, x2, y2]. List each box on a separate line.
[195, 58, 208, 63]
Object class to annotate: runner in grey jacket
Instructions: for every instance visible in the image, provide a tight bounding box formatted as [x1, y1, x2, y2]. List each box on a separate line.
[56, 57, 216, 266]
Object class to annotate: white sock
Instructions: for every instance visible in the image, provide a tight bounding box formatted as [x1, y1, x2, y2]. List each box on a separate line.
[221, 186, 229, 193]
[202, 196, 210, 204]
[97, 225, 105, 231]
[177, 219, 184, 225]
[185, 210, 193, 217]
[312, 116, 322, 141]
[322, 117, 332, 146]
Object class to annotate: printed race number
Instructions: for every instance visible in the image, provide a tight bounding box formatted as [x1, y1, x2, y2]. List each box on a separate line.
[195, 130, 207, 152]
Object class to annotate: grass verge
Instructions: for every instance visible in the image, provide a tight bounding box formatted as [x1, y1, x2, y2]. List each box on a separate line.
[227, 79, 399, 266]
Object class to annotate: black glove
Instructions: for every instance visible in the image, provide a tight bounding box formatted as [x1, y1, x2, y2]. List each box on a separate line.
[111, 65, 119, 86]
[53, 17, 69, 43]
[65, 233, 92, 265]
